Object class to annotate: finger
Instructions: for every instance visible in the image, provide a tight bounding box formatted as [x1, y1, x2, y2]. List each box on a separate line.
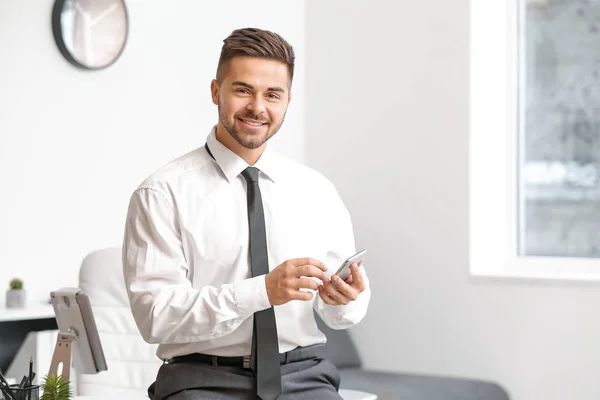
[292, 258, 327, 271]
[296, 265, 327, 281]
[350, 263, 365, 291]
[342, 261, 362, 284]
[325, 283, 348, 304]
[318, 286, 337, 305]
[295, 278, 320, 291]
[331, 275, 359, 301]
[288, 289, 313, 301]
[323, 283, 349, 305]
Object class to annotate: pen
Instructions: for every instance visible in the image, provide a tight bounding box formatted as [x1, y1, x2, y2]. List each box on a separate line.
[0, 369, 15, 399]
[27, 358, 33, 400]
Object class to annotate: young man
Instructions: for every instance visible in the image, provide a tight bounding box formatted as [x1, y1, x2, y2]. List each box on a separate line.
[122, 27, 371, 400]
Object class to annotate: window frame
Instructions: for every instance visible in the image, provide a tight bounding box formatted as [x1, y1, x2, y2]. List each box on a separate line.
[469, 0, 600, 281]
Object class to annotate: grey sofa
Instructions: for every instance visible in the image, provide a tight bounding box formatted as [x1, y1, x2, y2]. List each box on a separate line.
[315, 315, 511, 400]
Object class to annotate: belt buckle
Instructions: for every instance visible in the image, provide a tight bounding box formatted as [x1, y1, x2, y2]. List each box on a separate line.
[243, 355, 251, 369]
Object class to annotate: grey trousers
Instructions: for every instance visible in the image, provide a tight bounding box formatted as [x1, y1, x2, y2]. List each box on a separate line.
[148, 345, 342, 400]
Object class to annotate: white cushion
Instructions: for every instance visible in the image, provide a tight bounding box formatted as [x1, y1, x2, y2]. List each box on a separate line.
[77, 247, 161, 396]
[339, 389, 378, 400]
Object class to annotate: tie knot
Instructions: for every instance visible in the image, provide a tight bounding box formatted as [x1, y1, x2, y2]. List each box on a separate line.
[241, 167, 259, 183]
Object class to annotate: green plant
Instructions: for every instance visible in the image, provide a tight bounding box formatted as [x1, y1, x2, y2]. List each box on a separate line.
[9, 278, 23, 290]
[40, 375, 72, 400]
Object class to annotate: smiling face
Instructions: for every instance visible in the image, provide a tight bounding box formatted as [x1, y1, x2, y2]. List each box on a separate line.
[211, 56, 291, 156]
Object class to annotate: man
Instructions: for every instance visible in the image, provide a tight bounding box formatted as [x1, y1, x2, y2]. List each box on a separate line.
[123, 27, 371, 400]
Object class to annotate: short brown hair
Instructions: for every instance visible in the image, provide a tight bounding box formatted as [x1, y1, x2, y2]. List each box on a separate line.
[216, 27, 295, 85]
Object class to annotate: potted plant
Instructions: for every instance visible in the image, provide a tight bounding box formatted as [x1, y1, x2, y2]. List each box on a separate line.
[41, 374, 72, 400]
[6, 278, 25, 308]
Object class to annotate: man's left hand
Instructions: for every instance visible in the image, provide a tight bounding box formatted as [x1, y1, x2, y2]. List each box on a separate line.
[318, 261, 365, 305]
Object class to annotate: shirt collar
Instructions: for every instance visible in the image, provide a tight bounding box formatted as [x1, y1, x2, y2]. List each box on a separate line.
[205, 126, 279, 183]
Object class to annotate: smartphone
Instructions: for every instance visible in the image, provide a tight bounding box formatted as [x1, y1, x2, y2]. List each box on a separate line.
[334, 249, 367, 281]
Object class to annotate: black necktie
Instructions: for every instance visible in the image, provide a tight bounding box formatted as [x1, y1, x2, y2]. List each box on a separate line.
[241, 167, 282, 400]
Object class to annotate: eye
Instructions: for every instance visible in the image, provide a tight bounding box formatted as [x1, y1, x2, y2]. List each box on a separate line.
[236, 89, 250, 95]
[267, 93, 280, 100]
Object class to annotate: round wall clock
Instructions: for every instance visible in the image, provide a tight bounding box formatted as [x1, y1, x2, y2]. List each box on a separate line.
[52, 0, 129, 70]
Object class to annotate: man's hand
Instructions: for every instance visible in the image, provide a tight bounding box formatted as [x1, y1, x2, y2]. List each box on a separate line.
[266, 258, 330, 305]
[318, 261, 365, 305]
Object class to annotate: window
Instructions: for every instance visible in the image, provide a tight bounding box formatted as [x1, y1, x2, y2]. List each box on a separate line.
[470, 0, 600, 280]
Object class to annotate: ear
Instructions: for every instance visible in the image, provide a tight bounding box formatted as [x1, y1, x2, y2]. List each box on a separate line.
[210, 79, 219, 105]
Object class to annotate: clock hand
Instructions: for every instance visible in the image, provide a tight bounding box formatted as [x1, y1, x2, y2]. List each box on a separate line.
[73, 1, 93, 26]
[73, 2, 89, 19]
[90, 3, 119, 26]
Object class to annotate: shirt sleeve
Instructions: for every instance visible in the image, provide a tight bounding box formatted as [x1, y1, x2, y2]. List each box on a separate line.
[313, 185, 371, 330]
[122, 186, 271, 344]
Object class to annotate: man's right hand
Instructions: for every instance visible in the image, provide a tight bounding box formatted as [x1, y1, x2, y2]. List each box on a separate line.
[265, 258, 329, 305]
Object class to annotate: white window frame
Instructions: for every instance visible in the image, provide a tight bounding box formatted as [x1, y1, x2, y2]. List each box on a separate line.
[469, 0, 600, 281]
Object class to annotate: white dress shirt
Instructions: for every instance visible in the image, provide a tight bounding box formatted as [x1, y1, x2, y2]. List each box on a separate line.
[122, 127, 371, 360]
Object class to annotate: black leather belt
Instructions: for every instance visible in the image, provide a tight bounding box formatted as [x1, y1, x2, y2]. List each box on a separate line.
[167, 344, 325, 370]
[169, 353, 254, 368]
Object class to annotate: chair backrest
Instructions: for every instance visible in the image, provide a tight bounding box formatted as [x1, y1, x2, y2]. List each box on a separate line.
[77, 247, 161, 396]
[314, 312, 363, 369]
[75, 247, 362, 396]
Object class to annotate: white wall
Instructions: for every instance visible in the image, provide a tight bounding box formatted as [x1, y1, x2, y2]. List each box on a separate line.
[5, 1, 600, 399]
[306, 1, 600, 400]
[0, 0, 305, 299]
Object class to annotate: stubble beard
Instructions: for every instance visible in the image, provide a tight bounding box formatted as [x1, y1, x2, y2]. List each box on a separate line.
[218, 103, 285, 150]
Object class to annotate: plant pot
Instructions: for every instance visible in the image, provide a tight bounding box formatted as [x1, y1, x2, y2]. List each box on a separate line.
[6, 289, 26, 308]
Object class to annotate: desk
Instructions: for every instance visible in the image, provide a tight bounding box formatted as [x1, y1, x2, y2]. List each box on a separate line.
[73, 397, 148, 400]
[0, 299, 57, 376]
[0, 301, 54, 322]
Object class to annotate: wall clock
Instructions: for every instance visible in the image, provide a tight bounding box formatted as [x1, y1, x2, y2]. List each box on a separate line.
[52, 0, 129, 70]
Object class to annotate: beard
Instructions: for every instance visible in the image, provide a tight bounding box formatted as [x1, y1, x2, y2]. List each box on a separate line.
[218, 103, 285, 150]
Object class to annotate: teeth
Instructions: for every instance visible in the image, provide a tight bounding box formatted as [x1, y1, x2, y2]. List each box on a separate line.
[242, 119, 264, 127]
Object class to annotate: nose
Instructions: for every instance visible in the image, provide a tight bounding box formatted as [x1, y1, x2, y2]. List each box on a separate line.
[246, 96, 266, 116]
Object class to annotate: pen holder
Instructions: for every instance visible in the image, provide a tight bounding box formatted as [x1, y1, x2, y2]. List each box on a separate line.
[0, 384, 40, 400]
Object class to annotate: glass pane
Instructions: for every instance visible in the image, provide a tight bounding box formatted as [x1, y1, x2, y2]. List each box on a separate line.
[519, 0, 600, 257]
